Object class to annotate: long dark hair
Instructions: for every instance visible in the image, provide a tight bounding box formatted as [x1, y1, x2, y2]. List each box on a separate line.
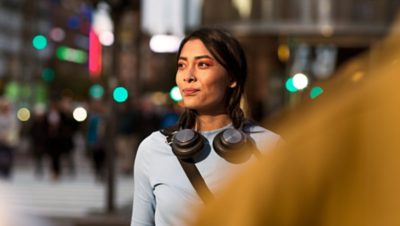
[176, 28, 248, 129]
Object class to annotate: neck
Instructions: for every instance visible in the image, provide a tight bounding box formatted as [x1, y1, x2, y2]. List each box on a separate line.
[195, 113, 232, 131]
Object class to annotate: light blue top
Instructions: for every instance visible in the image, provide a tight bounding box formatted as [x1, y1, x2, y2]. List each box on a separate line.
[131, 123, 280, 226]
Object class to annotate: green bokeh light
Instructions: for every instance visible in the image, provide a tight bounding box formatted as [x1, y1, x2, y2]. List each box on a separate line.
[285, 77, 298, 93]
[34, 83, 48, 103]
[32, 35, 48, 50]
[56, 46, 87, 64]
[20, 84, 32, 98]
[113, 86, 128, 103]
[5, 81, 20, 102]
[310, 86, 324, 99]
[169, 86, 182, 102]
[42, 68, 55, 82]
[89, 84, 105, 99]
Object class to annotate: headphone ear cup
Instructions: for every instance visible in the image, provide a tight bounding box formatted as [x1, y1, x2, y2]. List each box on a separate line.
[213, 128, 252, 163]
[171, 129, 205, 160]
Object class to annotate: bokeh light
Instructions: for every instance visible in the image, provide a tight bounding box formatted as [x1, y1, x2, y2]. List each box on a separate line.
[310, 86, 324, 99]
[99, 31, 114, 46]
[292, 73, 309, 90]
[285, 78, 298, 93]
[73, 106, 87, 122]
[150, 35, 182, 53]
[17, 107, 30, 122]
[278, 43, 290, 62]
[5, 81, 20, 102]
[49, 27, 66, 42]
[89, 84, 105, 99]
[170, 86, 182, 102]
[151, 92, 168, 105]
[42, 68, 55, 82]
[67, 16, 80, 29]
[113, 86, 128, 103]
[32, 35, 48, 50]
[56, 46, 87, 64]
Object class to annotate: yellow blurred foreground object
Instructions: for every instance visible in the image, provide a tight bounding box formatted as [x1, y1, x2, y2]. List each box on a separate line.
[191, 17, 400, 226]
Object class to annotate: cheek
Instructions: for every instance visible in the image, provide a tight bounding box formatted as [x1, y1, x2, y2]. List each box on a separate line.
[211, 75, 229, 90]
[175, 74, 182, 86]
[205, 79, 229, 99]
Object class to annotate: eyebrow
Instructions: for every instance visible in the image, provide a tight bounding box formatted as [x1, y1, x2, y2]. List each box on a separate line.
[178, 55, 213, 61]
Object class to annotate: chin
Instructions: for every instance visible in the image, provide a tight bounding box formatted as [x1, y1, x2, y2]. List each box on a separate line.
[182, 103, 199, 109]
[182, 99, 195, 107]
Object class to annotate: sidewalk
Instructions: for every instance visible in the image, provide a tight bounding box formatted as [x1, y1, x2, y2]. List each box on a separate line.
[0, 154, 133, 226]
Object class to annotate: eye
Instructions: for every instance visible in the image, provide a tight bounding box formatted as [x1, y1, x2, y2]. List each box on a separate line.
[177, 62, 186, 70]
[198, 62, 210, 69]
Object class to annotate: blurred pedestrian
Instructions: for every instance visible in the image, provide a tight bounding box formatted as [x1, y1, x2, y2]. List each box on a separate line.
[131, 28, 281, 226]
[0, 98, 18, 179]
[45, 99, 63, 181]
[58, 95, 79, 177]
[29, 104, 48, 178]
[115, 101, 140, 175]
[136, 96, 161, 141]
[86, 100, 106, 182]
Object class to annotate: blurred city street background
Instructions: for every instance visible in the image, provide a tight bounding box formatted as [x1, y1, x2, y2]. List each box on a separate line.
[1, 132, 133, 226]
[0, 0, 399, 225]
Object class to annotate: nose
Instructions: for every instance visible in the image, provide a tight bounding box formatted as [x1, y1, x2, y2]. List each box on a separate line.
[183, 68, 196, 82]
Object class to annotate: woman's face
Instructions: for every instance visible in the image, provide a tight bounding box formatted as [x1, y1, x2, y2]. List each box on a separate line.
[176, 39, 236, 114]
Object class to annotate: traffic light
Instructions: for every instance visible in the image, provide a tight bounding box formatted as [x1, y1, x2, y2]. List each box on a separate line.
[112, 86, 128, 103]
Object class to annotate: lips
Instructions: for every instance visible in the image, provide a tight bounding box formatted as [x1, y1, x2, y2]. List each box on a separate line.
[182, 88, 199, 95]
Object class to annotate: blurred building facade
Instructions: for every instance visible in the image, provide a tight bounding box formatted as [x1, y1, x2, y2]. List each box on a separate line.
[201, 0, 400, 121]
[0, 0, 93, 108]
[1, 0, 400, 126]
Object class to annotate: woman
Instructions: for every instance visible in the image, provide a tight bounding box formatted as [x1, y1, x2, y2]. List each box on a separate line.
[131, 28, 280, 226]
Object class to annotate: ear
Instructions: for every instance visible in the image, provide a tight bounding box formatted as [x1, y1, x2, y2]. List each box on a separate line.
[229, 80, 237, 88]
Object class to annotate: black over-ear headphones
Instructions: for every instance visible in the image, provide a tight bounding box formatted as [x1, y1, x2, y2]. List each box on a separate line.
[162, 123, 259, 163]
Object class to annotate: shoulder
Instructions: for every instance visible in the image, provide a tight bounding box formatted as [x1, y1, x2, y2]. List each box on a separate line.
[136, 131, 172, 160]
[244, 123, 280, 139]
[139, 130, 167, 146]
[243, 123, 281, 151]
